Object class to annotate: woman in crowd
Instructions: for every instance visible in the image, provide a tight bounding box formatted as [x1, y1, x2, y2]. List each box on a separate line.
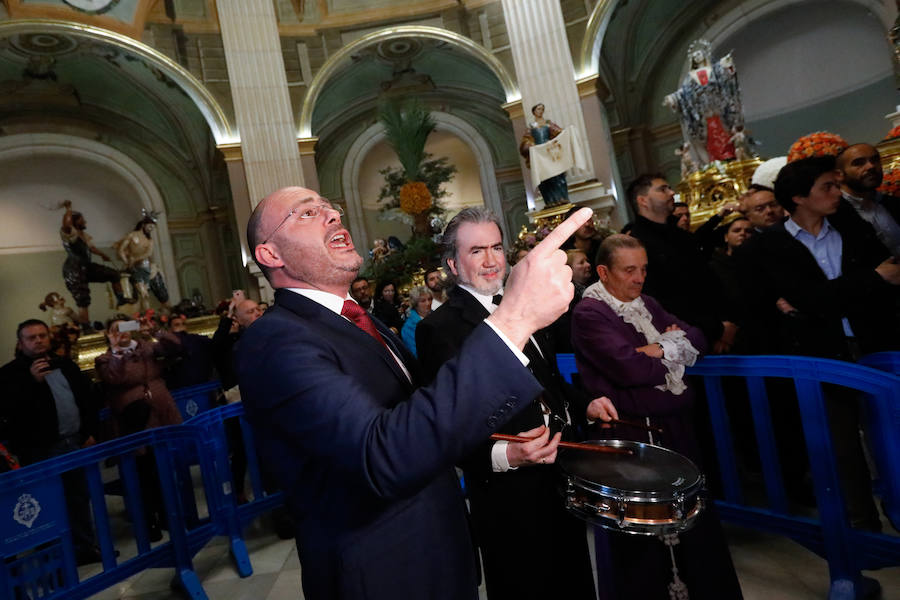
[551, 249, 593, 353]
[709, 215, 752, 351]
[372, 280, 404, 333]
[95, 316, 183, 540]
[400, 285, 432, 358]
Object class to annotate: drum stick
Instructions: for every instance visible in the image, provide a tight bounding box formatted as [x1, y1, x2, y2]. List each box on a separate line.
[490, 434, 633, 455]
[603, 418, 664, 434]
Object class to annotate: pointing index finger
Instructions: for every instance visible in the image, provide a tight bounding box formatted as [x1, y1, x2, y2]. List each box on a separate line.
[529, 207, 593, 259]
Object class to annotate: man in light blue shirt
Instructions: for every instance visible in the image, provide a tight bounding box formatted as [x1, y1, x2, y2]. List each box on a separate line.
[740, 155, 900, 532]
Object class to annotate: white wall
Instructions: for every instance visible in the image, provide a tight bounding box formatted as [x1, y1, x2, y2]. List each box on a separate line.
[717, 0, 894, 121]
[0, 154, 141, 253]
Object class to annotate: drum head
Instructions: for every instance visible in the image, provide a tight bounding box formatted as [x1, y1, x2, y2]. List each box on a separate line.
[560, 439, 701, 499]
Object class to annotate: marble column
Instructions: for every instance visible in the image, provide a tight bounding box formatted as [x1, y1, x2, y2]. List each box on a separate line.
[216, 1, 305, 204]
[501, 0, 595, 184]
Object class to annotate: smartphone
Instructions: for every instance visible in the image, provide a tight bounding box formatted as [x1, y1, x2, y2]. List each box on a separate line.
[118, 320, 140, 332]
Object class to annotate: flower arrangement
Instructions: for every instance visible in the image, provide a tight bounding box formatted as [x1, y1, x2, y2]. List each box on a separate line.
[883, 125, 900, 141]
[376, 99, 456, 236]
[787, 132, 848, 162]
[879, 167, 900, 196]
[398, 181, 432, 215]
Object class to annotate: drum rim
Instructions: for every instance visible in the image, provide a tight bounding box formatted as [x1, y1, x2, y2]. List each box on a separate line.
[567, 472, 704, 502]
[560, 438, 704, 501]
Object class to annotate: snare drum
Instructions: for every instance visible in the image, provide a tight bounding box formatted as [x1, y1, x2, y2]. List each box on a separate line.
[559, 439, 705, 536]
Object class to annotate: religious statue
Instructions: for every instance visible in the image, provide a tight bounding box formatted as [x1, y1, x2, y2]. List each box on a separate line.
[114, 209, 171, 313]
[39, 292, 78, 327]
[729, 125, 756, 161]
[38, 292, 80, 358]
[60, 199, 131, 330]
[675, 142, 697, 178]
[519, 103, 570, 207]
[371, 238, 390, 262]
[664, 39, 744, 167]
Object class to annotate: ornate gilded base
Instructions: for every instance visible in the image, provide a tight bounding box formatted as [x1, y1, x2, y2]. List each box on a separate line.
[73, 314, 221, 376]
[876, 137, 900, 172]
[678, 158, 763, 228]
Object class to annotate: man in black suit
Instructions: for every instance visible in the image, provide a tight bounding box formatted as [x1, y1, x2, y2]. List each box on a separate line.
[416, 207, 602, 600]
[236, 187, 592, 600]
[836, 143, 900, 259]
[627, 174, 736, 353]
[737, 156, 900, 530]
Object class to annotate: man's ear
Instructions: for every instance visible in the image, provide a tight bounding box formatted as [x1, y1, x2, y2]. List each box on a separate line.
[446, 258, 458, 277]
[596, 265, 608, 281]
[635, 194, 648, 212]
[255, 243, 284, 270]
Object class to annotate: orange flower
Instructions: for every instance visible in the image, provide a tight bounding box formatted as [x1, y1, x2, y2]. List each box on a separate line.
[879, 168, 900, 196]
[884, 125, 900, 141]
[399, 181, 432, 215]
[787, 132, 848, 162]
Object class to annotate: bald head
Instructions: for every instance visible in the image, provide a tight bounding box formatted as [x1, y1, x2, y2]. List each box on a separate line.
[249, 186, 362, 295]
[248, 186, 324, 280]
[234, 299, 262, 328]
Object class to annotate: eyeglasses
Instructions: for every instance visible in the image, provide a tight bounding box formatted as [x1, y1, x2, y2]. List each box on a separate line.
[262, 203, 345, 244]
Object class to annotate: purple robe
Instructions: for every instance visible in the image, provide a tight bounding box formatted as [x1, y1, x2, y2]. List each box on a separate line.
[571, 293, 743, 600]
[571, 294, 706, 462]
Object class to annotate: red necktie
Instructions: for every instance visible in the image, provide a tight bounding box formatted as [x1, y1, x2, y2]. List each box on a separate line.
[341, 300, 387, 348]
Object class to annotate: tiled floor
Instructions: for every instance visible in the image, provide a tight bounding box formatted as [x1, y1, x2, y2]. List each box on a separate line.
[83, 515, 900, 600]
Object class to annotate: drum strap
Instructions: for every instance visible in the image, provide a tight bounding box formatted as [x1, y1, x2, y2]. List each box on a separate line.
[659, 533, 689, 599]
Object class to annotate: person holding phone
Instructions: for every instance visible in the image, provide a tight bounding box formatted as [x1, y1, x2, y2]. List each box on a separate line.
[0, 319, 101, 563]
[95, 316, 182, 540]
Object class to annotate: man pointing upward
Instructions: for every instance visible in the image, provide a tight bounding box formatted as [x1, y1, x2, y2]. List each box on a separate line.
[236, 186, 591, 600]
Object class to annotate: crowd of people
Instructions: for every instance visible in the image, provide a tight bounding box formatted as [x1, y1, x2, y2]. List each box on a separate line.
[1, 140, 898, 599]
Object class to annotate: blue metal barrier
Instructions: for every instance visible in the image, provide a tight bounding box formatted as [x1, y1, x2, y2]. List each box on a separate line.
[556, 352, 900, 600]
[859, 351, 900, 375]
[0, 401, 285, 599]
[184, 404, 285, 577]
[0, 425, 220, 599]
[96, 381, 222, 425]
[171, 381, 222, 420]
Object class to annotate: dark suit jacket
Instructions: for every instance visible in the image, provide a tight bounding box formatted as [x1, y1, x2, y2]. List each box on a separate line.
[630, 215, 730, 344]
[0, 354, 98, 465]
[736, 218, 899, 358]
[415, 286, 595, 599]
[835, 194, 900, 257]
[235, 289, 542, 600]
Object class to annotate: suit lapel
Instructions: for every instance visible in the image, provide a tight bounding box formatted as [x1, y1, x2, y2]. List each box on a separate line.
[274, 289, 414, 389]
[450, 287, 567, 429]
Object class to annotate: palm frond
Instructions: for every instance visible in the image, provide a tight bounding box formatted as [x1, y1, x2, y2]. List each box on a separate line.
[378, 99, 435, 180]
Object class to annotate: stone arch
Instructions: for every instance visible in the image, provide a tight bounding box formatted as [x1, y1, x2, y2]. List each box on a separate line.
[341, 112, 507, 251]
[0, 132, 181, 298]
[580, 0, 894, 79]
[0, 19, 236, 144]
[579, 0, 621, 77]
[702, 0, 895, 50]
[298, 25, 519, 138]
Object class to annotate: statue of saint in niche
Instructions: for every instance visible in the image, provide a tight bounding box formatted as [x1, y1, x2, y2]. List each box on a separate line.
[519, 103, 570, 207]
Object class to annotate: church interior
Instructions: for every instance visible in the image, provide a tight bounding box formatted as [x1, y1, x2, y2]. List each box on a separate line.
[1, 1, 900, 599]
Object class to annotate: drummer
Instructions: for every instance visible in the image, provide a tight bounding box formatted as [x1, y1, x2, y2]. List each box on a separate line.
[572, 234, 743, 599]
